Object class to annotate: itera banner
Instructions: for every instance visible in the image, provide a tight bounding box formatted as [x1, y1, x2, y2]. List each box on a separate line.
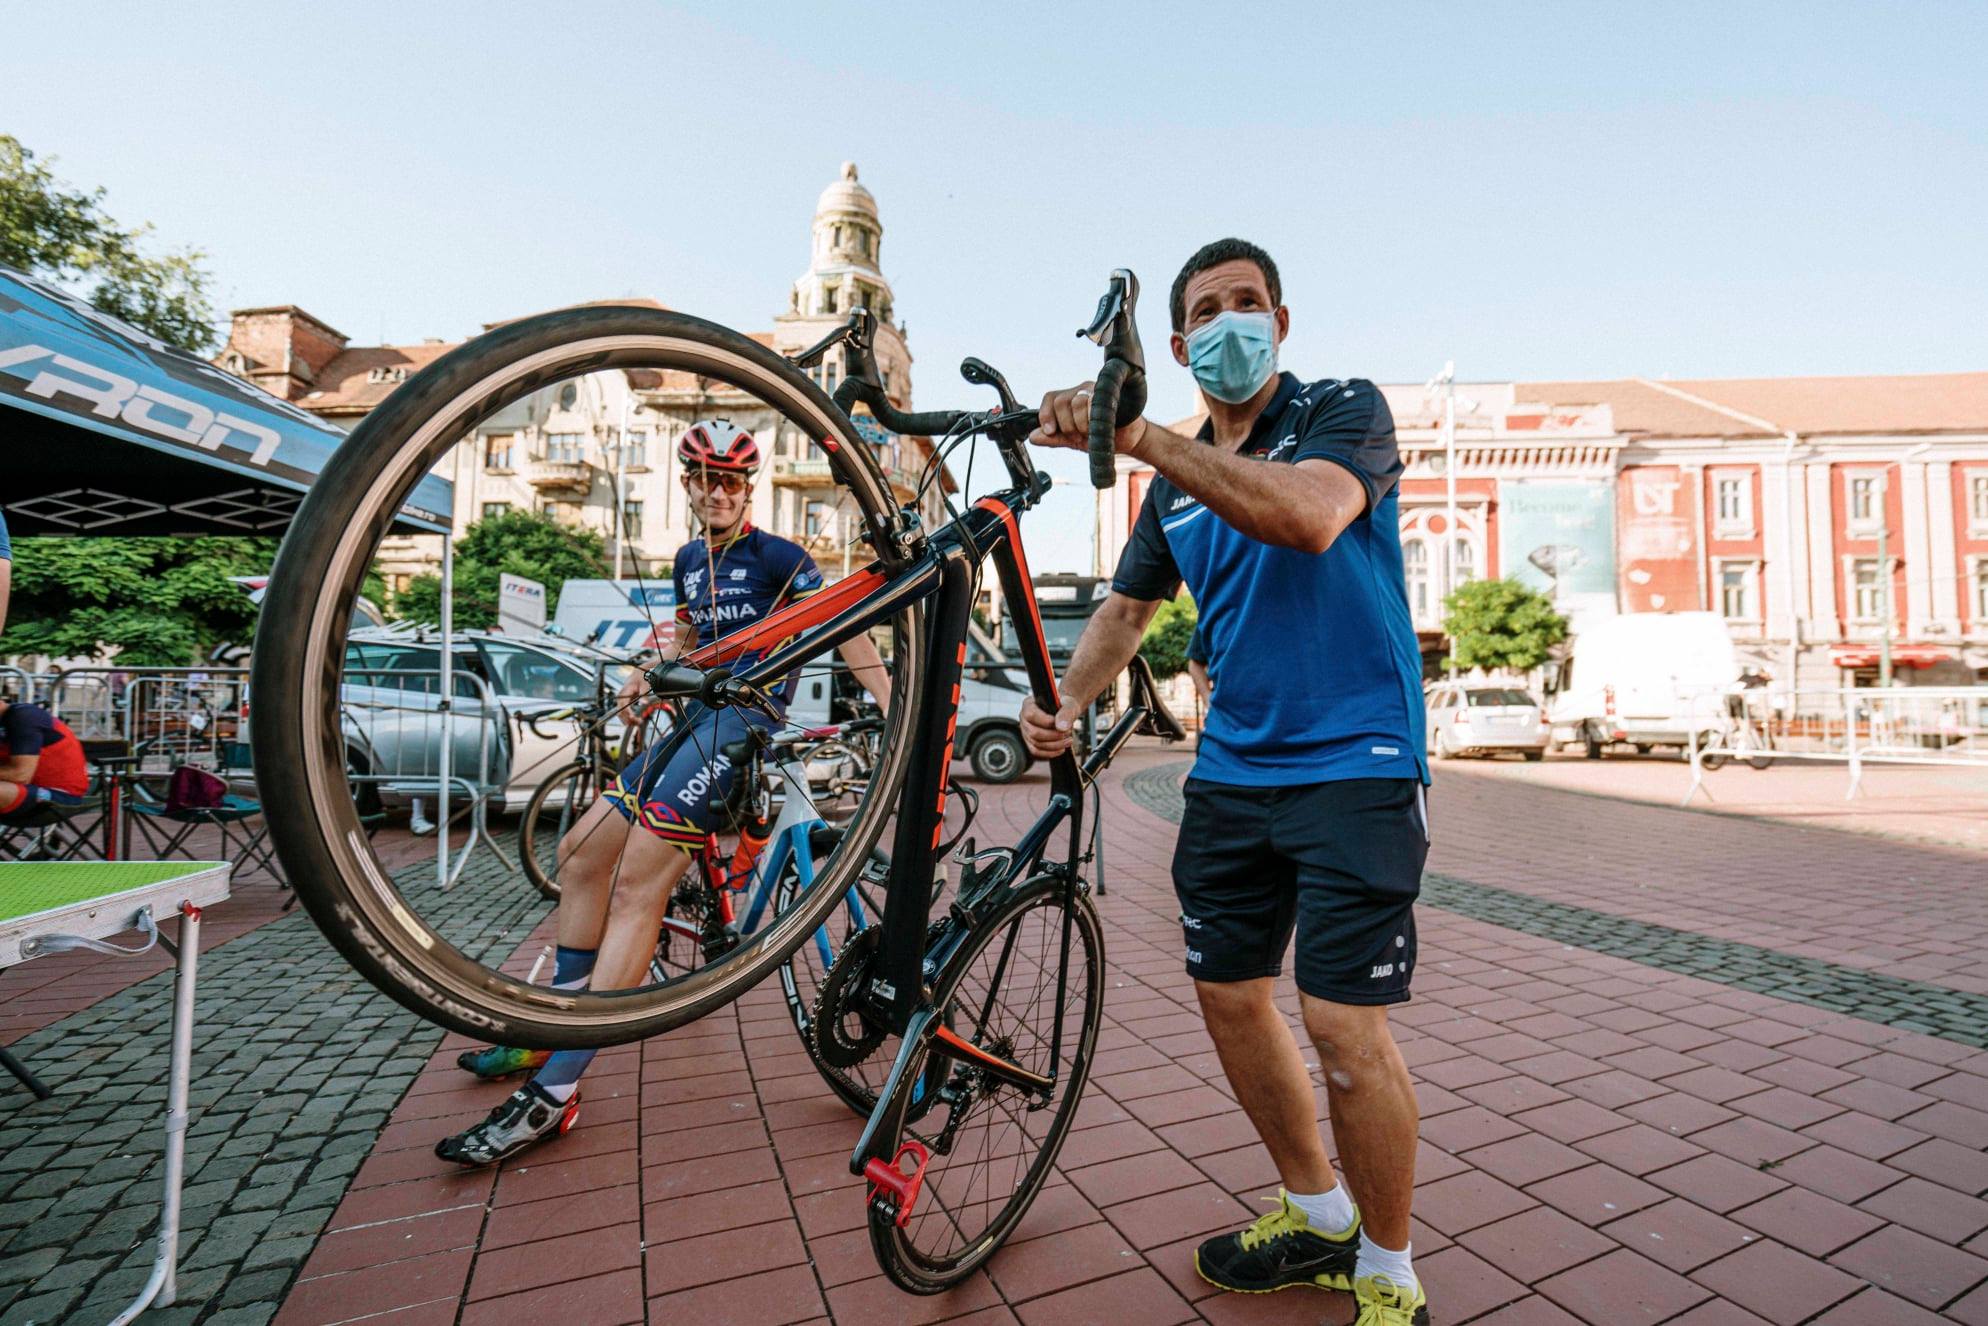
[498, 574, 547, 634]
[1499, 479, 1617, 623]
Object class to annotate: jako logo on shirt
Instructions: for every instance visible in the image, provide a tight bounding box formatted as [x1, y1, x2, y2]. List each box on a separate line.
[1169, 494, 1196, 512]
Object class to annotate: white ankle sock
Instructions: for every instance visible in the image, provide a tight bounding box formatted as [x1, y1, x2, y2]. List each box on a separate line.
[1355, 1233, 1416, 1291]
[1286, 1185, 1358, 1236]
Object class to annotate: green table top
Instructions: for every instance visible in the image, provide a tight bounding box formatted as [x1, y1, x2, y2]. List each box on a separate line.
[0, 862, 228, 923]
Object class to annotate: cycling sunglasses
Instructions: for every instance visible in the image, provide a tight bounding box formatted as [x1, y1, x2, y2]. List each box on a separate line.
[684, 470, 750, 493]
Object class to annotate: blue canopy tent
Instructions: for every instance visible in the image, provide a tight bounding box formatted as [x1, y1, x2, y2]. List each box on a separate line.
[0, 264, 450, 534]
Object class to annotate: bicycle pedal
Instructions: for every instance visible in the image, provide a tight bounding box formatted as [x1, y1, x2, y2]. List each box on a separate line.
[864, 1139, 931, 1228]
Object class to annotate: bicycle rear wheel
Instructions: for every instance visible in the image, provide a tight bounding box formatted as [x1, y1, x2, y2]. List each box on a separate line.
[864, 877, 1104, 1293]
[250, 305, 926, 1048]
[519, 760, 608, 900]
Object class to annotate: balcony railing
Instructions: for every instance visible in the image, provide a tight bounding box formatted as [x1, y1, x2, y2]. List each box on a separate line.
[774, 457, 926, 493]
[525, 458, 595, 492]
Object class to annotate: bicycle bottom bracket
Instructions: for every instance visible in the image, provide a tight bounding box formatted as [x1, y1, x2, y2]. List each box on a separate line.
[811, 926, 890, 1068]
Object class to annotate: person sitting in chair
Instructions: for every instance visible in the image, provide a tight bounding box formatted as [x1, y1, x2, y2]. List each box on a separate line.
[0, 699, 89, 821]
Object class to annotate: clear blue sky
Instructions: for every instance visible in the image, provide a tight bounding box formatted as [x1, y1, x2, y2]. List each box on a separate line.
[7, 1, 1984, 571]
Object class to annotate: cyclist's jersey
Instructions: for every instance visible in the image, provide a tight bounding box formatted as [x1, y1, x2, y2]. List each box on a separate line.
[672, 524, 823, 704]
[1112, 372, 1427, 787]
[0, 703, 89, 797]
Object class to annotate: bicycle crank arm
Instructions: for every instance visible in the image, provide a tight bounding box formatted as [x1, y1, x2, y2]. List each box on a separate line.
[850, 1004, 939, 1175]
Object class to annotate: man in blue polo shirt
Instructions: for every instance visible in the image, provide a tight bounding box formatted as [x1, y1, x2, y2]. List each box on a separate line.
[1025, 239, 1430, 1326]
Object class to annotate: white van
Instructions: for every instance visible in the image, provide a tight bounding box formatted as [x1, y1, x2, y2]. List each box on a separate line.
[1544, 612, 1741, 758]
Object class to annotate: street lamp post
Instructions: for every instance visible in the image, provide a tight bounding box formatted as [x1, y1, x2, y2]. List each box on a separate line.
[1876, 469, 1892, 688]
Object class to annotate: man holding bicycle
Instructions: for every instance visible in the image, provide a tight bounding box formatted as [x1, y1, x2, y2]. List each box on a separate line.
[1025, 239, 1432, 1325]
[438, 419, 890, 1165]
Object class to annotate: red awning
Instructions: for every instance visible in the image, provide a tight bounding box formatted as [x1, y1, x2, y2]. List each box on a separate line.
[1829, 644, 1952, 670]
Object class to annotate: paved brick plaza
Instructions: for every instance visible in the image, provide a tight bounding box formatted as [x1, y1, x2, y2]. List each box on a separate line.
[4, 747, 1988, 1323]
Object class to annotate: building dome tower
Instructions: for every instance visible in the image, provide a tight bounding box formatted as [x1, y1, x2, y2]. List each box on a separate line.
[778, 162, 913, 408]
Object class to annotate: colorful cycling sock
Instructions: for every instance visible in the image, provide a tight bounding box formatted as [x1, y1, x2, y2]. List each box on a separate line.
[532, 946, 602, 1102]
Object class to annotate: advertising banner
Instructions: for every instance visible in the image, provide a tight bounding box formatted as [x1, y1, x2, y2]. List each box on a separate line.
[1617, 466, 1703, 613]
[1499, 478, 1617, 624]
[498, 574, 547, 634]
[550, 580, 677, 651]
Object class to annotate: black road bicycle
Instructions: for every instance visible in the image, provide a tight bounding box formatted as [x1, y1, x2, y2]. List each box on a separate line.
[251, 270, 1182, 1290]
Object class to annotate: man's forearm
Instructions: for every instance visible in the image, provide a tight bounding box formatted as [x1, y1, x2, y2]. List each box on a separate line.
[1133, 425, 1352, 553]
[1056, 612, 1146, 713]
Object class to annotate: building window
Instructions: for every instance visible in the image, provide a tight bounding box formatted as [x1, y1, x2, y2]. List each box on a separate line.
[545, 432, 585, 464]
[1847, 472, 1882, 534]
[484, 434, 515, 471]
[540, 500, 582, 525]
[1404, 538, 1429, 625]
[824, 284, 839, 314]
[1851, 558, 1884, 621]
[621, 500, 643, 539]
[1714, 472, 1753, 537]
[1450, 538, 1474, 590]
[613, 429, 647, 470]
[804, 500, 829, 539]
[1718, 561, 1757, 620]
[1971, 473, 1988, 534]
[1976, 560, 1988, 620]
[823, 359, 839, 394]
[480, 501, 512, 522]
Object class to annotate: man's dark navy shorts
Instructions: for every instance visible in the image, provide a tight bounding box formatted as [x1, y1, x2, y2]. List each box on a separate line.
[1172, 776, 1428, 1005]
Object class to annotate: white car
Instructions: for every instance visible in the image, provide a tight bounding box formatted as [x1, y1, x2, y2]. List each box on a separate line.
[1426, 685, 1550, 760]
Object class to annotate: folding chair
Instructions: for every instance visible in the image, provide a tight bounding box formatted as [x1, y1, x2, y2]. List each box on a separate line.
[125, 765, 286, 890]
[0, 797, 90, 862]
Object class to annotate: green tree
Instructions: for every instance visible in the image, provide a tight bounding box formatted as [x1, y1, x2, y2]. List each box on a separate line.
[1441, 577, 1568, 672]
[3, 537, 275, 665]
[0, 134, 218, 352]
[1138, 593, 1198, 680]
[394, 510, 609, 628]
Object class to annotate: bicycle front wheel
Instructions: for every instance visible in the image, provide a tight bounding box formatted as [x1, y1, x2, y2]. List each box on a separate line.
[865, 877, 1104, 1294]
[251, 305, 926, 1048]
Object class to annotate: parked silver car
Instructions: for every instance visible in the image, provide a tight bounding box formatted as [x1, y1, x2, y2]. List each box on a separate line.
[1426, 685, 1550, 760]
[340, 629, 636, 813]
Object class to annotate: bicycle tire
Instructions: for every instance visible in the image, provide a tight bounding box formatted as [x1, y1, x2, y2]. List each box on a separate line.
[518, 760, 609, 901]
[250, 304, 926, 1047]
[865, 877, 1104, 1293]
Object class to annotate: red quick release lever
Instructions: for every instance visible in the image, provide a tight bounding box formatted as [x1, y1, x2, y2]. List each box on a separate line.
[862, 1140, 931, 1228]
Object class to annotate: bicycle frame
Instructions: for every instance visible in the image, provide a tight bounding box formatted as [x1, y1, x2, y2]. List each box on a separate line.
[680, 487, 1083, 1025]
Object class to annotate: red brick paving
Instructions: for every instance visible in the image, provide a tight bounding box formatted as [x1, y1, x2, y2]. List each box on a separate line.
[230, 749, 1988, 1320]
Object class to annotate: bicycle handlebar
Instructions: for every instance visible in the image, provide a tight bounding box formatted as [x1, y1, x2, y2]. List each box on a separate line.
[808, 270, 1147, 493]
[1076, 269, 1147, 490]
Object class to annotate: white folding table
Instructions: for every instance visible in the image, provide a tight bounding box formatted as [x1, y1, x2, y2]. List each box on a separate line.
[0, 861, 232, 1324]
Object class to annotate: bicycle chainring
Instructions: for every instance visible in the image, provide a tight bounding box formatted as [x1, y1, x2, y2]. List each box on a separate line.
[810, 925, 891, 1069]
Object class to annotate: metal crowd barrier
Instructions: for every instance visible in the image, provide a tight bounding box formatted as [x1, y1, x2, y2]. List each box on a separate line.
[1685, 685, 1988, 803]
[0, 665, 54, 702]
[339, 666, 514, 888]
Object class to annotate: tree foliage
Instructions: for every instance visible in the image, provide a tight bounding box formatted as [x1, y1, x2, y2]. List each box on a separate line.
[1441, 577, 1568, 673]
[3, 537, 275, 666]
[0, 134, 218, 352]
[393, 510, 609, 629]
[1138, 593, 1198, 680]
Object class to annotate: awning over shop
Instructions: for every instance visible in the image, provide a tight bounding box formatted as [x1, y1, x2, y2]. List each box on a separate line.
[1, 265, 450, 535]
[1828, 644, 1952, 670]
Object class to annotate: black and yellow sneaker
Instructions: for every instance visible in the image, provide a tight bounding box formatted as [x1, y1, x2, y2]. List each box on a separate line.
[434, 1081, 578, 1167]
[1353, 1272, 1429, 1324]
[1193, 1191, 1360, 1293]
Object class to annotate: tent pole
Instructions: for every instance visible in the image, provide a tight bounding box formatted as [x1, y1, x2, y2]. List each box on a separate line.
[438, 449, 458, 891]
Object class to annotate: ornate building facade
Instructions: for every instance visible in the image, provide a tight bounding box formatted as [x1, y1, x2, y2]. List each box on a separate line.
[1101, 371, 1988, 685]
[216, 163, 941, 595]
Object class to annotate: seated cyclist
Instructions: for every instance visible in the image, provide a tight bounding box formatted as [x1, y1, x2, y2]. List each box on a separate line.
[0, 699, 90, 822]
[438, 419, 890, 1165]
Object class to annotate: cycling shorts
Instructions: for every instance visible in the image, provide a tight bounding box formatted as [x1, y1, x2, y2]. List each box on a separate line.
[1171, 776, 1427, 1005]
[604, 705, 777, 852]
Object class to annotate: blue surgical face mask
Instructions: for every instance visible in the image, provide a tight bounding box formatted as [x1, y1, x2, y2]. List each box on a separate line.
[1185, 310, 1278, 403]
